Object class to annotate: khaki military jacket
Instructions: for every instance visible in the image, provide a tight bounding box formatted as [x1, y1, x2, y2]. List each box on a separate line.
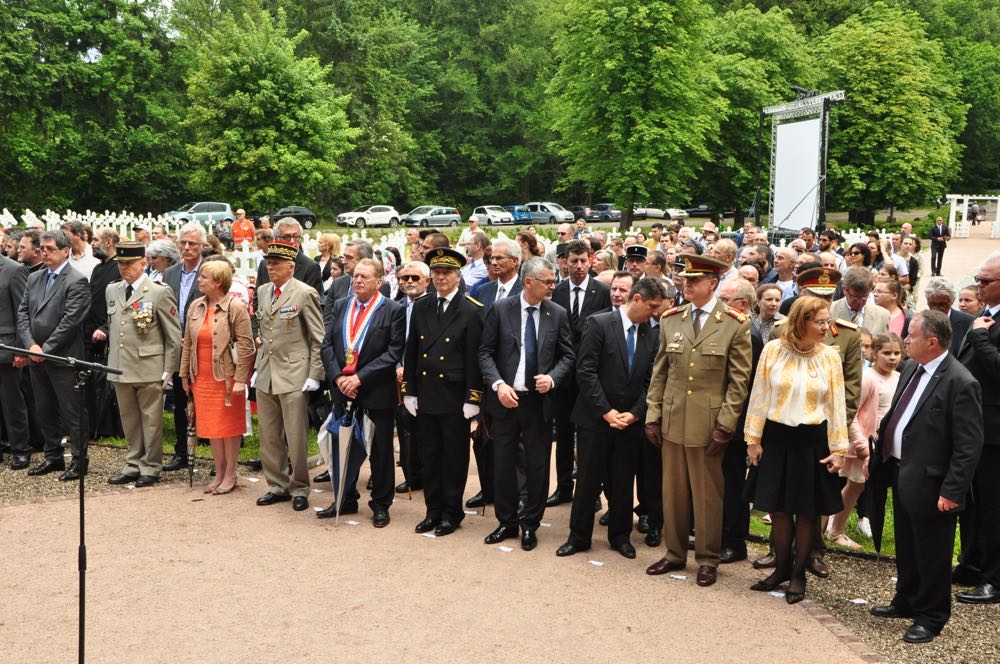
[106, 276, 181, 383]
[254, 278, 325, 395]
[646, 300, 753, 446]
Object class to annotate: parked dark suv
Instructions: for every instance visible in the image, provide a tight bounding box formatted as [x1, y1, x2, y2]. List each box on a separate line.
[270, 206, 318, 230]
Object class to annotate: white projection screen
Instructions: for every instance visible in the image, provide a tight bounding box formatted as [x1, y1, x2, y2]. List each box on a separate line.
[772, 117, 823, 230]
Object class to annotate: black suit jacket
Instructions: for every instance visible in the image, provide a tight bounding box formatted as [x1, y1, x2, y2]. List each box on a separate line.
[478, 295, 575, 421]
[571, 310, 658, 432]
[321, 295, 405, 411]
[85, 257, 122, 343]
[930, 223, 950, 245]
[957, 309, 1000, 439]
[476, 278, 522, 316]
[402, 289, 484, 414]
[872, 354, 983, 515]
[0, 255, 28, 363]
[552, 277, 612, 348]
[948, 308, 974, 355]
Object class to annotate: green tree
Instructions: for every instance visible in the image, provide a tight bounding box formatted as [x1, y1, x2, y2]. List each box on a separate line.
[953, 41, 1000, 191]
[549, 0, 726, 230]
[183, 9, 358, 212]
[696, 5, 815, 225]
[817, 2, 967, 223]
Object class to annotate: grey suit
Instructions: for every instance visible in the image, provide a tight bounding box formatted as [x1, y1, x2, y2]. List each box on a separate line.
[16, 262, 91, 460]
[0, 255, 30, 454]
[830, 297, 890, 335]
[162, 260, 203, 459]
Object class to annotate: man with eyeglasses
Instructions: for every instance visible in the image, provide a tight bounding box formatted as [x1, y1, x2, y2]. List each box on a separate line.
[17, 230, 92, 481]
[830, 267, 889, 335]
[954, 253, 1000, 604]
[254, 218, 322, 321]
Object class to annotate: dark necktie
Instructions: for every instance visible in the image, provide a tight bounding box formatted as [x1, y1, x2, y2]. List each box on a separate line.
[626, 324, 636, 372]
[571, 286, 581, 326]
[44, 271, 56, 297]
[692, 308, 703, 336]
[437, 296, 446, 318]
[525, 306, 538, 384]
[125, 283, 133, 301]
[881, 366, 925, 462]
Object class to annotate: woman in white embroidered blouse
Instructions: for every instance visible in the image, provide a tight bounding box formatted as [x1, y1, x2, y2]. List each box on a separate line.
[745, 296, 848, 604]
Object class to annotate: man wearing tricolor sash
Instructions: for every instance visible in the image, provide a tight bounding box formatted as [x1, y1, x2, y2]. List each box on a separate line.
[320, 258, 405, 526]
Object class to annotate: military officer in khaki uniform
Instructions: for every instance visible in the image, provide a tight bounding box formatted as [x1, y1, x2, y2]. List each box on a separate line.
[254, 241, 325, 511]
[105, 242, 182, 486]
[760, 267, 862, 577]
[644, 255, 753, 587]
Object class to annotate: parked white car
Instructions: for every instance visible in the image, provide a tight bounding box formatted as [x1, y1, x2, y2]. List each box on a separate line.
[645, 206, 689, 220]
[336, 205, 401, 228]
[526, 202, 574, 224]
[472, 205, 515, 225]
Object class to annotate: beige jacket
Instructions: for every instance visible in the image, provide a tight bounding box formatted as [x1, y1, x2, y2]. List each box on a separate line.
[106, 277, 181, 384]
[254, 278, 325, 395]
[180, 295, 256, 389]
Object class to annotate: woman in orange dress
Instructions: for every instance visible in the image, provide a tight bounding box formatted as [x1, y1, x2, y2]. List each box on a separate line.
[179, 260, 256, 494]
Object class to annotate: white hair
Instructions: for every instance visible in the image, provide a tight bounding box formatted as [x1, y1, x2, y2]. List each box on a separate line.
[492, 237, 521, 263]
[177, 222, 207, 243]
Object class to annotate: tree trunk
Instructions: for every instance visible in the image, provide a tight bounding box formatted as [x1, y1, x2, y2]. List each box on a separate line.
[619, 206, 633, 234]
[848, 210, 876, 226]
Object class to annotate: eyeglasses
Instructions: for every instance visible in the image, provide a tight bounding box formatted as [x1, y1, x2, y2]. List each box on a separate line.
[40, 245, 61, 253]
[397, 274, 422, 282]
[849, 251, 862, 256]
[813, 320, 831, 327]
[975, 276, 999, 286]
[533, 279, 557, 286]
[278, 233, 301, 241]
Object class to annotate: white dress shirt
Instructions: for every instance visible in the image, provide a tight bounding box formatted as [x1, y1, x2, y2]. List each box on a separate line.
[889, 352, 948, 460]
[436, 286, 459, 315]
[495, 275, 518, 301]
[513, 294, 541, 391]
[568, 275, 590, 316]
[690, 296, 717, 332]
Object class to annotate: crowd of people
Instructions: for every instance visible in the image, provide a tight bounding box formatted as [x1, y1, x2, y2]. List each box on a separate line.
[0, 212, 997, 646]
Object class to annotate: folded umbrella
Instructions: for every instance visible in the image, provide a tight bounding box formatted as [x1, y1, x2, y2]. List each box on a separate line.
[186, 400, 197, 488]
[324, 401, 372, 524]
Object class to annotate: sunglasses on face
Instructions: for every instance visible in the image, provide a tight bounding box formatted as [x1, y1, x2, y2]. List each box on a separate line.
[398, 274, 422, 282]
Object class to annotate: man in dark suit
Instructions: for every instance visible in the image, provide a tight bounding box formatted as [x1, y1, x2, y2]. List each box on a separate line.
[923, 277, 974, 355]
[162, 222, 207, 471]
[402, 248, 484, 536]
[548, 239, 612, 506]
[325, 239, 387, 320]
[0, 252, 30, 469]
[393, 261, 430, 493]
[556, 277, 664, 559]
[869, 310, 983, 643]
[929, 216, 950, 276]
[83, 227, 123, 439]
[465, 237, 522, 509]
[479, 257, 575, 551]
[16, 230, 91, 480]
[319, 258, 405, 526]
[953, 255, 1000, 603]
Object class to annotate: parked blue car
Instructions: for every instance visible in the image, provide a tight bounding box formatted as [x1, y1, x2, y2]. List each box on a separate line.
[503, 204, 532, 224]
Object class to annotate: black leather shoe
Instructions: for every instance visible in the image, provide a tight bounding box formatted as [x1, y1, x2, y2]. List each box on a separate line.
[956, 583, 1000, 604]
[415, 517, 439, 533]
[465, 492, 489, 508]
[521, 529, 538, 551]
[637, 514, 650, 534]
[753, 554, 777, 569]
[316, 501, 357, 518]
[256, 492, 291, 506]
[135, 475, 159, 487]
[646, 558, 686, 575]
[614, 541, 637, 559]
[485, 524, 520, 545]
[902, 624, 935, 644]
[58, 462, 87, 482]
[395, 480, 422, 493]
[645, 528, 662, 547]
[246, 458, 263, 471]
[806, 557, 830, 578]
[719, 547, 748, 564]
[599, 512, 610, 527]
[556, 541, 590, 557]
[434, 520, 459, 537]
[314, 470, 330, 483]
[545, 490, 572, 507]
[593, 498, 601, 513]
[27, 459, 65, 476]
[365, 477, 373, 490]
[162, 457, 188, 472]
[870, 604, 913, 619]
[108, 472, 138, 485]
[372, 508, 390, 528]
[292, 496, 309, 511]
[10, 454, 30, 470]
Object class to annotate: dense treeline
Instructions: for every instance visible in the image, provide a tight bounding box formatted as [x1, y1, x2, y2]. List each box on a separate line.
[1, 0, 998, 223]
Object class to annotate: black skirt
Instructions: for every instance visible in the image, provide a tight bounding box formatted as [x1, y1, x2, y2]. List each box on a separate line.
[749, 420, 844, 517]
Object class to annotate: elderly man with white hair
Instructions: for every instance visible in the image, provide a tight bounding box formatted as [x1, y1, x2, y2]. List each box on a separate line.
[923, 276, 974, 355]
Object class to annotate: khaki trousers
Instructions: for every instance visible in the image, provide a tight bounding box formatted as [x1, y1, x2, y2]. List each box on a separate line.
[257, 389, 310, 497]
[661, 441, 724, 567]
[114, 381, 165, 476]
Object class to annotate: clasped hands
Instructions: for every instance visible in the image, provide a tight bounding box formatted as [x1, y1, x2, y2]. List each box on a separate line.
[13, 344, 45, 368]
[603, 409, 636, 430]
[335, 374, 360, 398]
[497, 375, 553, 409]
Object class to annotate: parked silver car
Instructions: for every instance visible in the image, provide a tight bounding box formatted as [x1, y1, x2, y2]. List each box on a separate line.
[403, 205, 462, 227]
[472, 205, 514, 225]
[165, 201, 234, 225]
[526, 201, 573, 224]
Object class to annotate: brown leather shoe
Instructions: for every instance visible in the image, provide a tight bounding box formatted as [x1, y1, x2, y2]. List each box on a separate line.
[752, 554, 776, 569]
[807, 557, 830, 578]
[696, 565, 718, 587]
[646, 558, 686, 576]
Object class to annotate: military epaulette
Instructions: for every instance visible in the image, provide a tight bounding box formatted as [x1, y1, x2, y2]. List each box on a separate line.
[773, 319, 787, 326]
[723, 307, 747, 324]
[661, 306, 683, 319]
[466, 295, 483, 307]
[834, 318, 857, 331]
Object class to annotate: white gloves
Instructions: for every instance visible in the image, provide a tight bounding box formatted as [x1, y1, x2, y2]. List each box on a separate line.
[463, 404, 480, 420]
[162, 372, 172, 390]
[249, 371, 257, 388]
[302, 378, 321, 392]
[404, 396, 418, 417]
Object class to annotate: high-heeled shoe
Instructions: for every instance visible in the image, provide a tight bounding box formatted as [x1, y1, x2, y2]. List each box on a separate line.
[785, 579, 806, 604]
[750, 575, 789, 592]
